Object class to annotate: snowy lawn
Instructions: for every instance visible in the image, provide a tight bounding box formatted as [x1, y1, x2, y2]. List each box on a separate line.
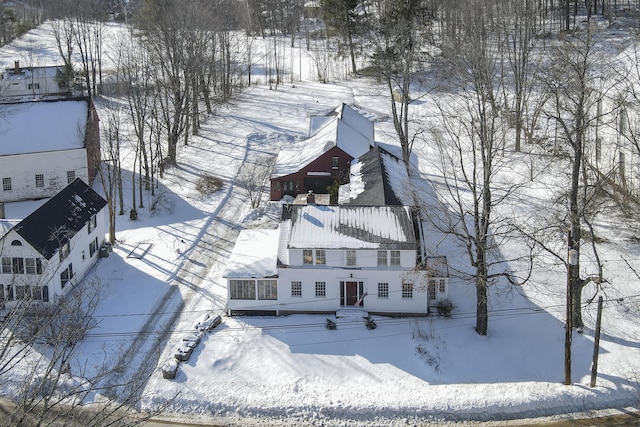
[92, 82, 640, 425]
[1, 23, 639, 426]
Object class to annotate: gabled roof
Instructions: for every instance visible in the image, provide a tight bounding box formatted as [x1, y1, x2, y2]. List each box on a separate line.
[342, 146, 408, 206]
[0, 98, 89, 156]
[3, 64, 60, 80]
[272, 104, 375, 178]
[309, 103, 375, 143]
[12, 179, 107, 260]
[283, 204, 416, 250]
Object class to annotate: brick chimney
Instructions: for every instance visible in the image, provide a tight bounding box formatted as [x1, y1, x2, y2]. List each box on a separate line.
[306, 190, 315, 205]
[14, 61, 21, 74]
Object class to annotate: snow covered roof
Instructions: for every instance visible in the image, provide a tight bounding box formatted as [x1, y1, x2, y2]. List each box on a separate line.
[11, 178, 107, 260]
[2, 63, 59, 80]
[0, 99, 89, 156]
[223, 229, 280, 278]
[308, 103, 375, 142]
[283, 204, 416, 250]
[272, 104, 375, 178]
[0, 219, 18, 239]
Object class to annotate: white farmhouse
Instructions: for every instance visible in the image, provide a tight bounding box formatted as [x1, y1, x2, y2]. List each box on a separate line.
[0, 98, 101, 208]
[224, 204, 449, 316]
[0, 61, 66, 100]
[0, 179, 108, 309]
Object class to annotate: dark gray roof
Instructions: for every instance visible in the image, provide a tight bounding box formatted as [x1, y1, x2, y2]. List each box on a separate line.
[348, 146, 403, 206]
[13, 178, 107, 260]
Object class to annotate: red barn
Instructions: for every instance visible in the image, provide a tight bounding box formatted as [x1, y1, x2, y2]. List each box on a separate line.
[270, 104, 375, 201]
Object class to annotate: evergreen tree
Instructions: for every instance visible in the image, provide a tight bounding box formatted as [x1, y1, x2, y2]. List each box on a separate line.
[320, 0, 365, 74]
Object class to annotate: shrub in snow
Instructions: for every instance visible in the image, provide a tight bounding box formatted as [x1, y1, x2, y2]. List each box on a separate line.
[196, 174, 223, 195]
[150, 189, 175, 215]
[326, 319, 337, 330]
[365, 316, 377, 330]
[436, 300, 453, 317]
[413, 318, 435, 340]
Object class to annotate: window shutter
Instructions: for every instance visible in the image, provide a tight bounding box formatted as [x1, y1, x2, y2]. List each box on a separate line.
[340, 281, 344, 306]
[42, 286, 49, 302]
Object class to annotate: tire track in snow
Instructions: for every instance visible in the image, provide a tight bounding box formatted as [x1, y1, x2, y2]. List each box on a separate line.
[105, 125, 260, 398]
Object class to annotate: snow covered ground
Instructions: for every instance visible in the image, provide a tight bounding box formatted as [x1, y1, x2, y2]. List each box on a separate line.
[1, 21, 640, 426]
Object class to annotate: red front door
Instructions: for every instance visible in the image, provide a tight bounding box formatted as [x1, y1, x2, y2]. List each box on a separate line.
[346, 281, 358, 306]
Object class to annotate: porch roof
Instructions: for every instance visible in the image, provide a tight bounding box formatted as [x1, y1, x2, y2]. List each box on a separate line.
[223, 229, 279, 279]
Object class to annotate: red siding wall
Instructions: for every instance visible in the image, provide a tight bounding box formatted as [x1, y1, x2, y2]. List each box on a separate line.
[270, 146, 352, 201]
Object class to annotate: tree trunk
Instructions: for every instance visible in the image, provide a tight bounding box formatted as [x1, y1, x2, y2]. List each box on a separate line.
[117, 158, 124, 216]
[571, 280, 584, 328]
[348, 30, 357, 74]
[475, 269, 489, 335]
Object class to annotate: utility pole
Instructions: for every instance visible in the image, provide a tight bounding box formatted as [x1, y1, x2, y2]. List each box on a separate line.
[590, 296, 604, 388]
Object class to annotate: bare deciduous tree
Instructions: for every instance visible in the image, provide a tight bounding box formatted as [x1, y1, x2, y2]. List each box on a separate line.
[428, 0, 526, 336]
[542, 25, 622, 331]
[238, 155, 275, 209]
[0, 236, 151, 426]
[498, 0, 543, 152]
[98, 104, 124, 243]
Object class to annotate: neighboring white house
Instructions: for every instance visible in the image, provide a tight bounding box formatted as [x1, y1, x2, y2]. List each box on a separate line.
[0, 61, 66, 100]
[0, 179, 108, 309]
[224, 204, 449, 316]
[0, 98, 101, 208]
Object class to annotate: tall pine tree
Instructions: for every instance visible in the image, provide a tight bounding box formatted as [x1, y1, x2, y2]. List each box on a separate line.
[320, 0, 365, 74]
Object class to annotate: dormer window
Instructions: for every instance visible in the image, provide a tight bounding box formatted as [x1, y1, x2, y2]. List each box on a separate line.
[377, 250, 387, 266]
[59, 241, 70, 262]
[390, 250, 401, 266]
[87, 214, 97, 234]
[10, 240, 22, 246]
[346, 250, 356, 266]
[303, 249, 313, 265]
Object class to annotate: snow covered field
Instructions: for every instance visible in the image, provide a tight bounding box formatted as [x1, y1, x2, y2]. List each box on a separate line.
[1, 21, 640, 426]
